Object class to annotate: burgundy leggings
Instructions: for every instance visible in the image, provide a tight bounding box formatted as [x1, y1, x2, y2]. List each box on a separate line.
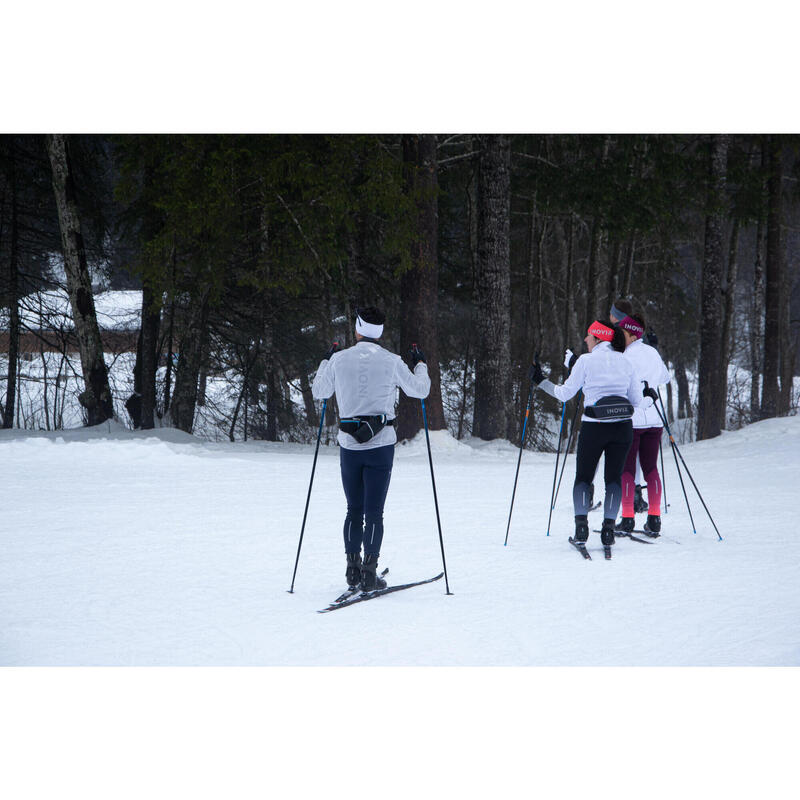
[621, 426, 664, 517]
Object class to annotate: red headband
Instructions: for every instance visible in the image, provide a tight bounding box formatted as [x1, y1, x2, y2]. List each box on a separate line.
[587, 320, 614, 342]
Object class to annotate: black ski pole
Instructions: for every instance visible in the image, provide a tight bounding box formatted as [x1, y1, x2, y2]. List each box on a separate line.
[656, 387, 668, 514]
[553, 391, 582, 512]
[421, 397, 453, 594]
[288, 397, 327, 593]
[504, 379, 535, 546]
[545, 400, 568, 537]
[647, 383, 723, 541]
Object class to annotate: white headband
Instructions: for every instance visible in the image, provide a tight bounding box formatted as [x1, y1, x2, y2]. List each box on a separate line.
[355, 314, 384, 339]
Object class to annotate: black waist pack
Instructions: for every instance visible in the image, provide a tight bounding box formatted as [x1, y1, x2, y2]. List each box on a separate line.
[584, 395, 634, 420]
[340, 415, 395, 443]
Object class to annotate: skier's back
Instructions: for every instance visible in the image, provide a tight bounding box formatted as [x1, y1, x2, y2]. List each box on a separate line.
[312, 306, 430, 589]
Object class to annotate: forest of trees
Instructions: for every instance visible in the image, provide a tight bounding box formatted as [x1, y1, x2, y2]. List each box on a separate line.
[1, 133, 799, 446]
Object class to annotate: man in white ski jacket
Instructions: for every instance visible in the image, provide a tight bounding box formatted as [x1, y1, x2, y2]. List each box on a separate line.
[312, 306, 430, 590]
[618, 313, 671, 536]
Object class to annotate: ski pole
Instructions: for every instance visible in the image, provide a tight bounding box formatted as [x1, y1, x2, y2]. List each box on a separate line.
[421, 397, 453, 594]
[288, 397, 327, 593]
[504, 380, 535, 546]
[553, 391, 582, 512]
[647, 384, 723, 541]
[545, 400, 568, 537]
[656, 387, 668, 514]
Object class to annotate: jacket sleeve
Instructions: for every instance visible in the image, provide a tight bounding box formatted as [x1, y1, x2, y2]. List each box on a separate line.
[311, 358, 335, 399]
[395, 358, 431, 399]
[538, 356, 585, 402]
[626, 368, 643, 408]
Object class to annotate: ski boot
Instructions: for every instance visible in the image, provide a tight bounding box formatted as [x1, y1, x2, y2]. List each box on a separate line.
[600, 518, 615, 559]
[600, 518, 616, 547]
[634, 485, 649, 514]
[361, 554, 387, 591]
[616, 516, 635, 533]
[345, 552, 362, 589]
[573, 515, 589, 543]
[644, 515, 661, 537]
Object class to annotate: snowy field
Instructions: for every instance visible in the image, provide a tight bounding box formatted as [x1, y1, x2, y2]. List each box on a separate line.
[2, 413, 799, 667]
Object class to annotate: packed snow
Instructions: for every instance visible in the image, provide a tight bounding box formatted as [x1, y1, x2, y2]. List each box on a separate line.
[1, 413, 798, 666]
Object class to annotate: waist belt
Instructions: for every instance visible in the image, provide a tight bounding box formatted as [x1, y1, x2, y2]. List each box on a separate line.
[584, 395, 634, 420]
[340, 414, 395, 444]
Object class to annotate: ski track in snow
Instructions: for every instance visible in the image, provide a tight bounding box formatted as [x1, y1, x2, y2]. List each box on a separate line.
[1, 418, 798, 666]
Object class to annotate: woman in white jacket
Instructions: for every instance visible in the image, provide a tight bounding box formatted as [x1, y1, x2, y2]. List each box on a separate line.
[531, 319, 641, 551]
[312, 306, 430, 590]
[617, 312, 671, 536]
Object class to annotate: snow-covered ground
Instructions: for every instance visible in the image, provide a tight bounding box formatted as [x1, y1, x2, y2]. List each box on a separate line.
[1, 413, 798, 666]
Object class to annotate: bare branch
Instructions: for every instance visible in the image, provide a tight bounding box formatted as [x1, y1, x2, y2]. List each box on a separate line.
[275, 193, 331, 281]
[512, 151, 559, 168]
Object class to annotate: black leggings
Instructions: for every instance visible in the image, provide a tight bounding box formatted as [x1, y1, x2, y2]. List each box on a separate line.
[340, 444, 394, 556]
[573, 420, 633, 519]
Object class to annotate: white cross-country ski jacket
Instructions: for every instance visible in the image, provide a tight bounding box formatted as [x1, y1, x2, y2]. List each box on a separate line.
[622, 339, 671, 428]
[539, 341, 641, 423]
[312, 341, 431, 450]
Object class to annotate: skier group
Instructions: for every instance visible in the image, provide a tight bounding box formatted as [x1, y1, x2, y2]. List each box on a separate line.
[529, 298, 670, 559]
[310, 300, 671, 594]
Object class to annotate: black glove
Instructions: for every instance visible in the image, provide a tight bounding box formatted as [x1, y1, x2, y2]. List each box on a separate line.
[643, 385, 659, 402]
[644, 329, 658, 349]
[322, 342, 339, 361]
[410, 344, 426, 367]
[528, 359, 545, 386]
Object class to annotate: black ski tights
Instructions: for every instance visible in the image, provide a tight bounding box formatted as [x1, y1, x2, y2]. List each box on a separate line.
[572, 420, 633, 519]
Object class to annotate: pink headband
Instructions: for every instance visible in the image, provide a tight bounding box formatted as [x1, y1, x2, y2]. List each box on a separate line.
[619, 316, 644, 339]
[587, 321, 614, 342]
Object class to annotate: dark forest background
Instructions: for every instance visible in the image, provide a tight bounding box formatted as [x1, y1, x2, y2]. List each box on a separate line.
[1, 134, 799, 446]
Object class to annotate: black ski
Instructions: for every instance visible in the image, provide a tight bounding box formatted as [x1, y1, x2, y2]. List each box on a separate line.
[604, 545, 612, 560]
[331, 568, 389, 605]
[594, 528, 653, 544]
[318, 572, 444, 613]
[568, 537, 591, 560]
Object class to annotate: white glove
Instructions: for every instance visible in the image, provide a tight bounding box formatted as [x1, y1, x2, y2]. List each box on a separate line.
[564, 349, 576, 369]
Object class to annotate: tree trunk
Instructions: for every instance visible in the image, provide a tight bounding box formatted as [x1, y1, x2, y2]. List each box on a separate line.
[3, 146, 20, 429]
[761, 135, 783, 419]
[126, 324, 144, 429]
[585, 136, 610, 325]
[196, 326, 210, 407]
[562, 213, 575, 379]
[621, 229, 636, 297]
[170, 290, 209, 433]
[697, 134, 729, 441]
[396, 134, 445, 440]
[718, 217, 740, 429]
[605, 237, 621, 311]
[299, 369, 318, 430]
[675, 359, 693, 419]
[140, 283, 161, 429]
[778, 236, 792, 415]
[750, 218, 765, 421]
[585, 215, 603, 325]
[666, 380, 675, 424]
[45, 133, 113, 425]
[473, 135, 512, 441]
